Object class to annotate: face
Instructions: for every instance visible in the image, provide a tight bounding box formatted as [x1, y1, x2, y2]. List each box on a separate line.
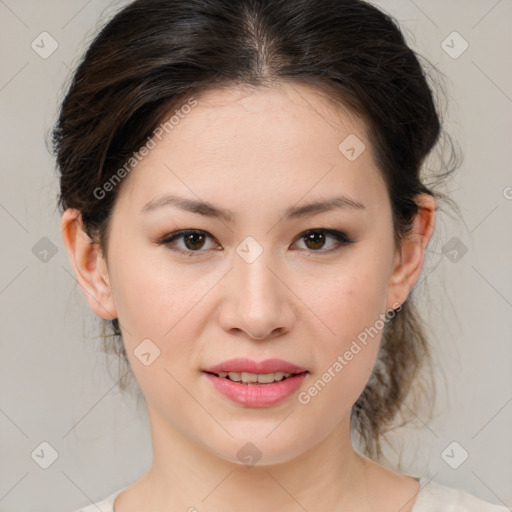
[72, 82, 424, 466]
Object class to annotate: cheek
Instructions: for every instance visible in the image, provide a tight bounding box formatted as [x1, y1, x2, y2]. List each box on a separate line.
[300, 258, 391, 400]
[109, 247, 205, 339]
[107, 249, 216, 383]
[110, 254, 203, 410]
[310, 258, 390, 344]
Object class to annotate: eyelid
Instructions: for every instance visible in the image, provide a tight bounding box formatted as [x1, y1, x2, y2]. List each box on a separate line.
[290, 229, 354, 254]
[160, 229, 221, 253]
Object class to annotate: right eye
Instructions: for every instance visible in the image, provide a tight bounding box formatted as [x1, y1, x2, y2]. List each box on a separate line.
[158, 230, 221, 255]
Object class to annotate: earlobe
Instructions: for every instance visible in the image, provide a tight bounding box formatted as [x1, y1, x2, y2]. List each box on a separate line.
[60, 208, 117, 320]
[386, 193, 436, 309]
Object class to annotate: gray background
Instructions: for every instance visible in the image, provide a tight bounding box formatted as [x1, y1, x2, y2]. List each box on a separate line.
[1, 0, 511, 511]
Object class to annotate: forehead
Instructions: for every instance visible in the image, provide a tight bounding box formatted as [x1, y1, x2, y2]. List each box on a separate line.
[168, 81, 367, 155]
[116, 81, 388, 216]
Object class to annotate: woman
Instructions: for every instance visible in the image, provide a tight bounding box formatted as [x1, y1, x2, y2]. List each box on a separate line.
[53, 0, 508, 510]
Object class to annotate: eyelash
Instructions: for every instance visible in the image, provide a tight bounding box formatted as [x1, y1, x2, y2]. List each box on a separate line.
[157, 228, 354, 256]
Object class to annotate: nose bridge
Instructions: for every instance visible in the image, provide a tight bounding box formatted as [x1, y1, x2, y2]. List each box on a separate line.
[218, 236, 295, 339]
[234, 236, 283, 307]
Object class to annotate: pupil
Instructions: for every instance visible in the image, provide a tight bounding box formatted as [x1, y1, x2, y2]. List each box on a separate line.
[305, 232, 325, 250]
[185, 232, 204, 250]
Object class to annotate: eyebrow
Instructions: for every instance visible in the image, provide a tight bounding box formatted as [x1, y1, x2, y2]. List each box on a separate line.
[141, 193, 366, 222]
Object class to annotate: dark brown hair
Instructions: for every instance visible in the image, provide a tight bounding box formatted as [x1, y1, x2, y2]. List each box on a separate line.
[52, 0, 461, 461]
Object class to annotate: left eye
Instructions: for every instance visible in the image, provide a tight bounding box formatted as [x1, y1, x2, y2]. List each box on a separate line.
[293, 229, 353, 252]
[158, 229, 354, 255]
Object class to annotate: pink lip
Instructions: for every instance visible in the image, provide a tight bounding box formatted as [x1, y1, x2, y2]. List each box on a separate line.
[203, 357, 307, 375]
[203, 372, 308, 407]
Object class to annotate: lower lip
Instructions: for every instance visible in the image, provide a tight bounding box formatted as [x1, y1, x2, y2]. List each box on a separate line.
[203, 371, 308, 407]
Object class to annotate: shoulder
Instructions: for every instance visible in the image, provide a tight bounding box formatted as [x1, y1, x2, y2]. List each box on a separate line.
[70, 487, 126, 512]
[412, 476, 510, 512]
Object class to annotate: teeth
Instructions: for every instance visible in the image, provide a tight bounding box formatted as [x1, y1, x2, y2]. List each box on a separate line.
[216, 371, 293, 383]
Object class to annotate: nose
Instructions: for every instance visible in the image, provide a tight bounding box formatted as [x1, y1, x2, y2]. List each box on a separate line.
[217, 250, 296, 341]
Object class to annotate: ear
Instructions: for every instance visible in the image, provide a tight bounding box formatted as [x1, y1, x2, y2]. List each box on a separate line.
[61, 208, 117, 320]
[386, 193, 436, 310]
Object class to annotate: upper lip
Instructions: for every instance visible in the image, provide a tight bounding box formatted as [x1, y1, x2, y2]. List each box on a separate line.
[203, 358, 308, 375]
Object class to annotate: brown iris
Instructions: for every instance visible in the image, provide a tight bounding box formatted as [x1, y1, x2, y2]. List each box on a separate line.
[303, 231, 326, 250]
[183, 232, 206, 251]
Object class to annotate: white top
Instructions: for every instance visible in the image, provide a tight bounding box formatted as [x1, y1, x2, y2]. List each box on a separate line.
[73, 476, 510, 512]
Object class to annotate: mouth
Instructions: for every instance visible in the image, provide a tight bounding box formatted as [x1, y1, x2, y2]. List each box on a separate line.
[202, 369, 309, 407]
[203, 370, 308, 385]
[201, 358, 309, 406]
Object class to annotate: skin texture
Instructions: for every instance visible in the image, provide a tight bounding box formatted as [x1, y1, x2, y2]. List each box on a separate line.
[61, 81, 435, 511]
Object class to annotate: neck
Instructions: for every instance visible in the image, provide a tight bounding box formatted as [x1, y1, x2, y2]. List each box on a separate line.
[138, 405, 371, 511]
